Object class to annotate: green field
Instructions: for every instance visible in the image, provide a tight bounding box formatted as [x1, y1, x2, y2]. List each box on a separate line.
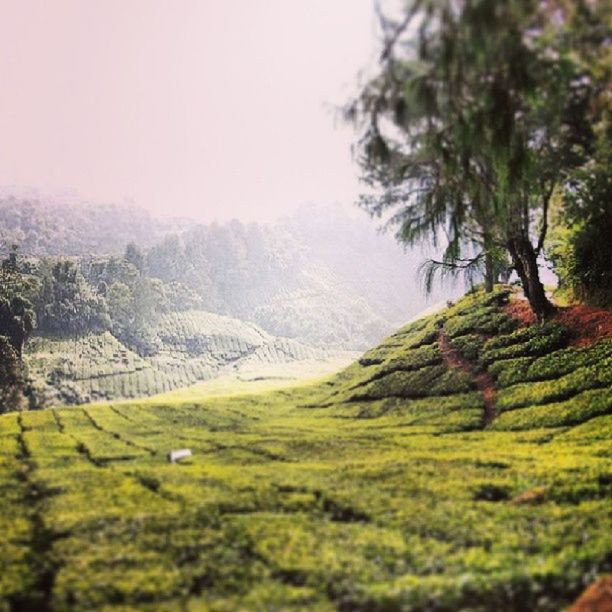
[2, 288, 611, 610]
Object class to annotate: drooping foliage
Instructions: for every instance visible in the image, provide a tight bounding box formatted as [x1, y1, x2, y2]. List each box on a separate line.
[347, 0, 604, 319]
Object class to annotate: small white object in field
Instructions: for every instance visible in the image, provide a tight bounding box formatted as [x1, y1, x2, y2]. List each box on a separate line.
[167, 448, 192, 463]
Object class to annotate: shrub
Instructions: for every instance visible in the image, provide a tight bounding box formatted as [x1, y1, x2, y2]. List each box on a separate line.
[496, 358, 612, 411]
[448, 334, 485, 362]
[492, 388, 612, 430]
[445, 307, 515, 339]
[481, 324, 568, 365]
[492, 340, 612, 388]
[351, 365, 474, 401]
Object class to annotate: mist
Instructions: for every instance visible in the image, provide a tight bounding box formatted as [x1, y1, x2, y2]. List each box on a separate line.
[0, 0, 380, 222]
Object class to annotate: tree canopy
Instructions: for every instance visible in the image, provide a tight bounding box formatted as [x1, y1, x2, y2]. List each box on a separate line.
[348, 0, 608, 319]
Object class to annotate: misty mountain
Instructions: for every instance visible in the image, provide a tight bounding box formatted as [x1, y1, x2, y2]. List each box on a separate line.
[0, 193, 188, 256]
[1, 196, 454, 350]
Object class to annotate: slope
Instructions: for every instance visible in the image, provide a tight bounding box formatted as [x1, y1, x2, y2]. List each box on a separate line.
[1, 287, 610, 610]
[2, 198, 453, 351]
[24, 310, 343, 407]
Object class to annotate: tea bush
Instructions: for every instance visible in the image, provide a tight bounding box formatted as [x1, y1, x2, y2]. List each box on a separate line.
[1, 288, 610, 610]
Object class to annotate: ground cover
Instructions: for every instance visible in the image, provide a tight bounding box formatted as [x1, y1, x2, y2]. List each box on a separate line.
[24, 311, 342, 407]
[1, 287, 610, 610]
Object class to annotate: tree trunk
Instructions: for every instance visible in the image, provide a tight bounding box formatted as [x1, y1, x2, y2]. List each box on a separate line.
[484, 251, 495, 293]
[507, 235, 555, 322]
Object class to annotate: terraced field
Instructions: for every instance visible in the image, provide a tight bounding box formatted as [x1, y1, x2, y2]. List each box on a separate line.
[2, 288, 611, 610]
[25, 310, 336, 406]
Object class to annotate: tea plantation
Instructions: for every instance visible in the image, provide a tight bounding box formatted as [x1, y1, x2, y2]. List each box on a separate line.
[2, 288, 610, 610]
[25, 310, 335, 407]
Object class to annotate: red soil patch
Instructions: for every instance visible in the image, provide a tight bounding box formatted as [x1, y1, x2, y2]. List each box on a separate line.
[504, 298, 612, 347]
[554, 304, 612, 348]
[569, 576, 612, 612]
[504, 299, 536, 327]
[511, 486, 548, 506]
[438, 332, 496, 425]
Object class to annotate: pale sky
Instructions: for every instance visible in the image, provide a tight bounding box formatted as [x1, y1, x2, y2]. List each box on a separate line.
[0, 0, 381, 222]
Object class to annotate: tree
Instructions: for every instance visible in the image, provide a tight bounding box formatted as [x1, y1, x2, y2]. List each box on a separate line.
[0, 336, 24, 412]
[0, 246, 36, 359]
[125, 242, 145, 272]
[0, 296, 35, 359]
[546, 0, 612, 307]
[106, 279, 162, 355]
[548, 138, 612, 307]
[107, 281, 134, 337]
[0, 246, 37, 411]
[146, 234, 184, 282]
[347, 0, 591, 320]
[37, 260, 110, 336]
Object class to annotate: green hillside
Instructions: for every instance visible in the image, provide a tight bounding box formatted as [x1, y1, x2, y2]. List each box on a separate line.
[25, 310, 341, 407]
[2, 288, 610, 610]
[1, 199, 440, 352]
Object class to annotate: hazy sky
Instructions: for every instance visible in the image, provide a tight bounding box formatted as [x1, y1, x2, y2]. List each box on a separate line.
[0, 0, 381, 222]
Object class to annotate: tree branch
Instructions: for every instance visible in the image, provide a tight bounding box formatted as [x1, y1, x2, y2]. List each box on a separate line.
[376, 1, 417, 63]
[427, 252, 485, 270]
[535, 180, 554, 256]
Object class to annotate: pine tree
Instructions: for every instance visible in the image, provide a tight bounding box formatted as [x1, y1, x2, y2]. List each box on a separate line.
[348, 0, 592, 320]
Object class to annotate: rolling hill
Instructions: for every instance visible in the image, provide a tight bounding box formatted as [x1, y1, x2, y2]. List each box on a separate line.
[1, 197, 454, 352]
[1, 287, 610, 610]
[24, 309, 352, 407]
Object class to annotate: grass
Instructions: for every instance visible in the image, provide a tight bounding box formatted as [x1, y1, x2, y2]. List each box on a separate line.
[2, 287, 611, 610]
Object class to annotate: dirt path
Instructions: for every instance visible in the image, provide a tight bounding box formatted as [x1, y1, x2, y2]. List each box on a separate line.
[438, 332, 497, 425]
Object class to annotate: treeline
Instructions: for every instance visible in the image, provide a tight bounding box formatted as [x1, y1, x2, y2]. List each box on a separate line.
[5, 246, 203, 348]
[0, 211, 409, 410]
[0, 197, 168, 256]
[3, 201, 427, 338]
[0, 243, 208, 410]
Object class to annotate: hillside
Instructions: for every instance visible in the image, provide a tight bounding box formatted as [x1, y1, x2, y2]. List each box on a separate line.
[1, 198, 453, 351]
[1, 287, 610, 610]
[0, 195, 167, 256]
[24, 310, 349, 407]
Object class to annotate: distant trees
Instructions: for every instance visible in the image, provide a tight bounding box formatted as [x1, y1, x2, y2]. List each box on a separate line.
[37, 260, 110, 336]
[106, 282, 134, 334]
[0, 247, 36, 359]
[0, 337, 23, 412]
[146, 234, 184, 282]
[0, 199, 158, 256]
[0, 248, 35, 411]
[124, 242, 145, 272]
[106, 277, 163, 355]
[347, 0, 605, 320]
[0, 296, 35, 359]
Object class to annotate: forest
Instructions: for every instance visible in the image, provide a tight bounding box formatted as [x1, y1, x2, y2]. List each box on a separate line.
[1, 201, 441, 409]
